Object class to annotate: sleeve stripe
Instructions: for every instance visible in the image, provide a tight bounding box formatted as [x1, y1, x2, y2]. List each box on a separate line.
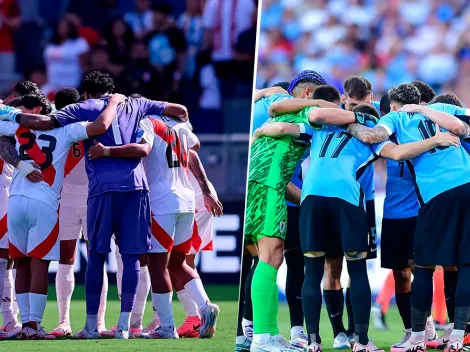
[377, 123, 393, 136]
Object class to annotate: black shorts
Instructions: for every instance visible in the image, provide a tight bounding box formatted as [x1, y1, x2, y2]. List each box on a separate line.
[299, 196, 369, 257]
[285, 206, 301, 250]
[381, 217, 416, 269]
[414, 182, 470, 267]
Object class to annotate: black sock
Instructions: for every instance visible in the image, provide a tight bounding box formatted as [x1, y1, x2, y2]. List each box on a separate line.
[237, 252, 253, 336]
[411, 267, 434, 332]
[345, 287, 355, 335]
[346, 259, 371, 345]
[285, 248, 305, 328]
[302, 256, 325, 344]
[396, 292, 412, 330]
[323, 288, 346, 337]
[454, 265, 470, 331]
[444, 270, 458, 324]
[243, 256, 258, 321]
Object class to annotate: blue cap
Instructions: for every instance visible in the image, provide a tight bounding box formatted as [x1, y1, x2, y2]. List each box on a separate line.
[288, 70, 327, 93]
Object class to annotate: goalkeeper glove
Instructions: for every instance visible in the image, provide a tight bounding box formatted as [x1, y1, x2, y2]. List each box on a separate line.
[0, 105, 21, 121]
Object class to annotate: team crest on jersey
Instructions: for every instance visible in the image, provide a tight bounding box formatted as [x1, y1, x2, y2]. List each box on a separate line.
[279, 222, 286, 233]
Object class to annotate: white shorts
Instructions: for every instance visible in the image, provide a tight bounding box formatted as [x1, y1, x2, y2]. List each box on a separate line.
[58, 204, 87, 241]
[8, 196, 59, 261]
[150, 213, 194, 254]
[0, 186, 9, 250]
[190, 209, 214, 254]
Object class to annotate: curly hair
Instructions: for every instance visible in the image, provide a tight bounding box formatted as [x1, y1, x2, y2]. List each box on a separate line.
[55, 88, 80, 110]
[388, 84, 421, 106]
[13, 80, 40, 97]
[410, 81, 435, 104]
[20, 93, 52, 115]
[429, 93, 463, 108]
[81, 71, 115, 98]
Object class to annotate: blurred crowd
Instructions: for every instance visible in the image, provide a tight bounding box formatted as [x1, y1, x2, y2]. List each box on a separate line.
[257, 0, 470, 107]
[0, 0, 257, 133]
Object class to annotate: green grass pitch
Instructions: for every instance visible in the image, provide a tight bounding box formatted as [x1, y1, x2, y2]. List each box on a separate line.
[0, 284, 418, 352]
[0, 284, 240, 352]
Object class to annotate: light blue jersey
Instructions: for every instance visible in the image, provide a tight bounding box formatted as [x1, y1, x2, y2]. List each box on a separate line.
[251, 93, 292, 134]
[378, 108, 470, 204]
[301, 122, 388, 207]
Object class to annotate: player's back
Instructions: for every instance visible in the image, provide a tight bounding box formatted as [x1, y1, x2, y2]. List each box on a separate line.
[379, 111, 470, 203]
[55, 96, 166, 197]
[302, 123, 386, 207]
[61, 142, 88, 206]
[7, 122, 88, 210]
[143, 115, 197, 214]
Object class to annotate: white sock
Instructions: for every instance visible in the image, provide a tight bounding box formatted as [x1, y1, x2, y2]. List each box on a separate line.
[177, 288, 199, 317]
[184, 278, 209, 310]
[450, 329, 464, 340]
[410, 330, 425, 342]
[118, 311, 131, 331]
[1, 267, 14, 324]
[405, 328, 412, 333]
[115, 247, 123, 298]
[56, 264, 74, 324]
[12, 269, 18, 320]
[253, 333, 271, 344]
[98, 270, 108, 326]
[242, 318, 253, 330]
[29, 293, 47, 323]
[290, 326, 304, 339]
[131, 265, 150, 328]
[152, 292, 174, 327]
[85, 314, 98, 332]
[16, 292, 30, 323]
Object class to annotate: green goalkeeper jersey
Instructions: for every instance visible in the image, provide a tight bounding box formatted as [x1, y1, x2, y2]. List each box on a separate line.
[248, 106, 320, 192]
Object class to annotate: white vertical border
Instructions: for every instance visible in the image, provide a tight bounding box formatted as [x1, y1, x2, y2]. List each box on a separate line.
[238, 0, 263, 280]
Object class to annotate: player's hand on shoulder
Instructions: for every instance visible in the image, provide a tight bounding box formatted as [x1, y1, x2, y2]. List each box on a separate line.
[398, 104, 421, 113]
[0, 104, 21, 121]
[432, 124, 460, 147]
[88, 140, 107, 160]
[109, 94, 127, 105]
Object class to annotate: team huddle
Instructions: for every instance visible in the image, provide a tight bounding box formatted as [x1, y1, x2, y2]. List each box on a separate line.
[238, 70, 470, 352]
[0, 71, 223, 341]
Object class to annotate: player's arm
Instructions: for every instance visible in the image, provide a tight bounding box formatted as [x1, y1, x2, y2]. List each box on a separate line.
[399, 104, 470, 138]
[252, 122, 301, 144]
[378, 126, 460, 161]
[308, 108, 378, 127]
[269, 99, 340, 117]
[163, 103, 188, 122]
[255, 87, 288, 102]
[347, 123, 390, 144]
[85, 94, 127, 138]
[189, 149, 223, 216]
[285, 182, 301, 205]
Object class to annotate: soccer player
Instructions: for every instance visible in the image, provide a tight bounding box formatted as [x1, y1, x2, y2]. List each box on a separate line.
[410, 81, 436, 104]
[256, 103, 458, 352]
[346, 84, 470, 352]
[2, 80, 40, 105]
[0, 92, 125, 339]
[49, 87, 108, 337]
[0, 71, 189, 339]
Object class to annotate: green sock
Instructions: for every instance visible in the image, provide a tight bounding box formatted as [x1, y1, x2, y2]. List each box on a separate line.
[270, 278, 280, 336]
[252, 260, 279, 335]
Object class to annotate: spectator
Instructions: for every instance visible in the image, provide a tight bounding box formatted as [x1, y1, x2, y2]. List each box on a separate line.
[103, 17, 135, 66]
[0, 0, 20, 95]
[65, 12, 102, 46]
[124, 0, 154, 39]
[119, 41, 161, 99]
[235, 4, 258, 84]
[146, 3, 187, 101]
[44, 19, 90, 91]
[202, 0, 255, 89]
[86, 45, 122, 78]
[178, 0, 204, 79]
